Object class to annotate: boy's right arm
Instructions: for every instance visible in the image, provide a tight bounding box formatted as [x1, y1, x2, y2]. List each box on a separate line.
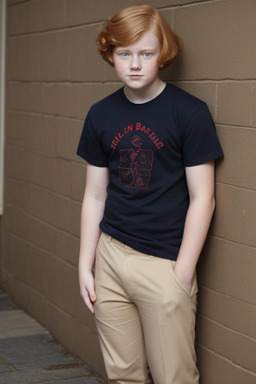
[78, 164, 109, 314]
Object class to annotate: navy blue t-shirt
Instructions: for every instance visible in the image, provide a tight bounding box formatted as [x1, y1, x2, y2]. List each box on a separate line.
[77, 84, 223, 260]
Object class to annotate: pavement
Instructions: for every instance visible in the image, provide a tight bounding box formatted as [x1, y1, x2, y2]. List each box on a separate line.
[0, 290, 106, 384]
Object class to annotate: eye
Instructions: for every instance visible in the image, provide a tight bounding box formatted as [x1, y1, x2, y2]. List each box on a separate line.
[142, 52, 153, 58]
[118, 52, 129, 58]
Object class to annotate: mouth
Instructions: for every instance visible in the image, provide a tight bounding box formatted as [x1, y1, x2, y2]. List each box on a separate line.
[128, 75, 143, 79]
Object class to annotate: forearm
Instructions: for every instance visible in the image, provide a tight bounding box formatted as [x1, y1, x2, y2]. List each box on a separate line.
[78, 165, 108, 313]
[175, 196, 215, 284]
[78, 195, 105, 273]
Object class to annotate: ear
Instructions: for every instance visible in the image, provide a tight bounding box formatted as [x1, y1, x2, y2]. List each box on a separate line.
[107, 54, 115, 67]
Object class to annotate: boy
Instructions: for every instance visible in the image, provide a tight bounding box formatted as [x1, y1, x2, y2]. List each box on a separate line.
[77, 4, 223, 384]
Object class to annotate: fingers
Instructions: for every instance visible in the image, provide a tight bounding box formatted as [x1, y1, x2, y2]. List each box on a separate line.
[81, 286, 96, 314]
[84, 295, 95, 314]
[79, 270, 97, 313]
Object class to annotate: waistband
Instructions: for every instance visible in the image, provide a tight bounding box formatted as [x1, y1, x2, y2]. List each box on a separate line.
[101, 232, 176, 266]
[102, 232, 132, 250]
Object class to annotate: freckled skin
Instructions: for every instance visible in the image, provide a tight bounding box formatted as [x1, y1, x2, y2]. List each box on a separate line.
[112, 29, 165, 103]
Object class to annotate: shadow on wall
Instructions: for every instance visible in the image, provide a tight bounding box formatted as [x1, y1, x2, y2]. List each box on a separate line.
[160, 51, 184, 83]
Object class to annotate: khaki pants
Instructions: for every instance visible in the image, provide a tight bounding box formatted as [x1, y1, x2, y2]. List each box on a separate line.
[94, 232, 199, 384]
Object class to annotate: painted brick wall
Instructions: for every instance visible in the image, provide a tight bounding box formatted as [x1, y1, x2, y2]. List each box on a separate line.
[2, 0, 256, 382]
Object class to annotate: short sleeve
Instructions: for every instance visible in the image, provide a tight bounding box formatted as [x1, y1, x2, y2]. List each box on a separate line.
[77, 109, 108, 167]
[182, 103, 223, 166]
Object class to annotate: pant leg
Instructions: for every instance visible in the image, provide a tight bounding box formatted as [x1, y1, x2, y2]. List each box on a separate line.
[94, 233, 152, 384]
[130, 255, 200, 384]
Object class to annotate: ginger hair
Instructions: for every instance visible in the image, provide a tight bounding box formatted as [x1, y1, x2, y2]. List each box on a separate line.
[96, 4, 182, 68]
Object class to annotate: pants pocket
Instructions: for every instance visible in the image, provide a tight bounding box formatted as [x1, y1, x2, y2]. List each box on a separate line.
[168, 260, 198, 297]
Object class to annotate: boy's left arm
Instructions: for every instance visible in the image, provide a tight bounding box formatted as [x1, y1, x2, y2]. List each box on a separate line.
[174, 160, 215, 293]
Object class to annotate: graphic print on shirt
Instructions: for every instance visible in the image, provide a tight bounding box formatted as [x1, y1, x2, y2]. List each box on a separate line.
[118, 135, 153, 190]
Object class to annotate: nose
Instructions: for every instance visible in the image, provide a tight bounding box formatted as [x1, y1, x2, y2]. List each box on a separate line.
[130, 55, 141, 70]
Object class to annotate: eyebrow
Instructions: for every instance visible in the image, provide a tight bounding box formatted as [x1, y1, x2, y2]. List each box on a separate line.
[115, 48, 156, 52]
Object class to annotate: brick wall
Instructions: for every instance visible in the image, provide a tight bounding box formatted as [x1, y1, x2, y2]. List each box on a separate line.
[2, 0, 256, 382]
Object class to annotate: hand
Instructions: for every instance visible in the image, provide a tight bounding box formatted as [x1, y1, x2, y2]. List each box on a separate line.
[79, 270, 96, 314]
[173, 263, 193, 294]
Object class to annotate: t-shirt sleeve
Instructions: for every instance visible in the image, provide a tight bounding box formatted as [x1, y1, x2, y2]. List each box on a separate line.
[182, 103, 223, 167]
[76, 109, 108, 167]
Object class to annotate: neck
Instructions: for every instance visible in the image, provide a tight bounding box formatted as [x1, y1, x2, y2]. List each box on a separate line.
[124, 79, 166, 104]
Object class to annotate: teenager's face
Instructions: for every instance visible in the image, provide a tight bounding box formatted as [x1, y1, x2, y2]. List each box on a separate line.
[112, 29, 161, 93]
